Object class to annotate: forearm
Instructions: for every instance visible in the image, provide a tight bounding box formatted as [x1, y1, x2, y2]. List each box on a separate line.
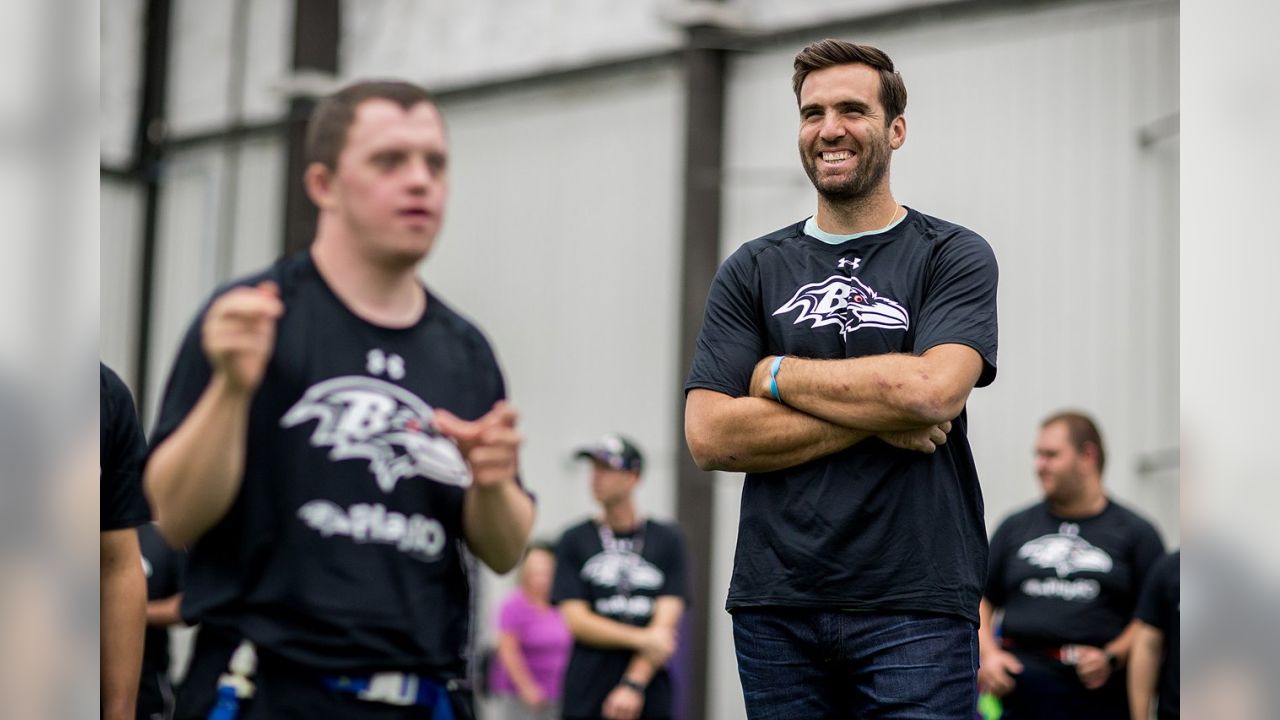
[101, 533, 146, 720]
[685, 390, 872, 473]
[146, 594, 183, 627]
[1127, 624, 1162, 719]
[978, 598, 1001, 654]
[561, 601, 648, 651]
[1104, 620, 1142, 669]
[464, 481, 534, 574]
[145, 375, 252, 547]
[757, 345, 983, 430]
[496, 633, 540, 696]
[625, 597, 685, 683]
[773, 354, 967, 430]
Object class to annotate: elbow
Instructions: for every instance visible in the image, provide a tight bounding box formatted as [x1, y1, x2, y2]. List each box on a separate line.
[684, 417, 725, 472]
[904, 379, 969, 425]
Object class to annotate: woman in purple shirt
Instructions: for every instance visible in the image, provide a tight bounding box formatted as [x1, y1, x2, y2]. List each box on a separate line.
[491, 542, 573, 719]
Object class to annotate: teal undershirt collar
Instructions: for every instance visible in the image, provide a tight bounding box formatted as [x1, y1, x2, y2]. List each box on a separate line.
[803, 211, 906, 245]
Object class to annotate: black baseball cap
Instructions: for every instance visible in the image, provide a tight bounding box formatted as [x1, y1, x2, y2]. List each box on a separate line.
[575, 433, 644, 473]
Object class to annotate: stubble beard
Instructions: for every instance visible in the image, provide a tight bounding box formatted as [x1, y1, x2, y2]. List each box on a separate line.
[802, 133, 892, 204]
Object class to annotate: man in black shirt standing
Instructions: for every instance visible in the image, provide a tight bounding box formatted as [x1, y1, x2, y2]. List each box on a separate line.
[145, 81, 534, 719]
[1129, 549, 1179, 720]
[979, 411, 1164, 720]
[552, 435, 690, 720]
[684, 39, 998, 718]
[101, 363, 152, 720]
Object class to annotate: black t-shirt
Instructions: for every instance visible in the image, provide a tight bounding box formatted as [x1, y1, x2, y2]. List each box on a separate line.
[684, 209, 998, 621]
[985, 500, 1165, 647]
[551, 519, 690, 719]
[1135, 549, 1179, 720]
[147, 252, 507, 674]
[101, 362, 152, 531]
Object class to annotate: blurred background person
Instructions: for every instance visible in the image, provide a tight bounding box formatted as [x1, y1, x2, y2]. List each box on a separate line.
[102, 362, 152, 720]
[553, 435, 690, 720]
[137, 521, 187, 720]
[979, 411, 1164, 720]
[1128, 548, 1178, 720]
[489, 541, 572, 720]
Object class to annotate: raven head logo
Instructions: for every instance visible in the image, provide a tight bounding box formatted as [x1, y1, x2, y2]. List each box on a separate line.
[773, 275, 909, 337]
[1017, 534, 1114, 578]
[280, 376, 471, 493]
[580, 552, 665, 591]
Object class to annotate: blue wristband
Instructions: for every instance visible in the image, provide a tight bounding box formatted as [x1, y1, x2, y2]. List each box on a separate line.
[768, 355, 784, 402]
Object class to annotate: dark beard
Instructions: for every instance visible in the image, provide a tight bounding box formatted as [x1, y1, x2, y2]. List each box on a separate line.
[801, 137, 891, 202]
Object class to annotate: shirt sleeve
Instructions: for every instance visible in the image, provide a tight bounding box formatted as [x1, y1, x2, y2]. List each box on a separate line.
[984, 517, 1013, 606]
[498, 592, 525, 633]
[658, 523, 692, 604]
[1134, 553, 1172, 630]
[147, 305, 214, 453]
[684, 246, 766, 398]
[550, 526, 588, 604]
[913, 230, 999, 387]
[101, 364, 152, 531]
[1129, 521, 1167, 606]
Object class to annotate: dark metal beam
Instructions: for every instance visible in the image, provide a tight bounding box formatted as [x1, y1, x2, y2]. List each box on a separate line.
[282, 0, 340, 255]
[131, 0, 172, 409]
[675, 19, 729, 720]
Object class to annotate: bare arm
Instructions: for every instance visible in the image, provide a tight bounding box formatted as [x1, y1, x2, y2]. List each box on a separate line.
[685, 389, 950, 473]
[1127, 621, 1163, 720]
[101, 529, 146, 720]
[599, 597, 685, 720]
[559, 599, 676, 660]
[496, 629, 546, 708]
[750, 344, 985, 430]
[439, 401, 535, 574]
[146, 594, 183, 627]
[145, 283, 283, 547]
[976, 597, 1023, 697]
[1076, 619, 1144, 690]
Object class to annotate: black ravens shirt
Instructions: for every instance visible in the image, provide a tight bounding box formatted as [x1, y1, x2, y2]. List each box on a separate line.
[148, 252, 507, 675]
[551, 519, 690, 719]
[986, 500, 1164, 647]
[685, 209, 998, 622]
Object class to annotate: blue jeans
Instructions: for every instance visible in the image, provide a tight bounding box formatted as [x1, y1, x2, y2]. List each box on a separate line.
[732, 607, 978, 720]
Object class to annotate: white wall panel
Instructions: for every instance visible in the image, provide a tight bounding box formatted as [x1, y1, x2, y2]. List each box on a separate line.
[343, 0, 681, 90]
[424, 61, 685, 636]
[168, 0, 293, 135]
[101, 179, 146, 382]
[101, 0, 145, 168]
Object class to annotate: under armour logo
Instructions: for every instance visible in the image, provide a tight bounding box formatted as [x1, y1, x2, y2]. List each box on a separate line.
[837, 257, 862, 270]
[367, 349, 405, 380]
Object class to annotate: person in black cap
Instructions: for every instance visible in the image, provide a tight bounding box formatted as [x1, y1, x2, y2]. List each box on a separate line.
[551, 435, 690, 720]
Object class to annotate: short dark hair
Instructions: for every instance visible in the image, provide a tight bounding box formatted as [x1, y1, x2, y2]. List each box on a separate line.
[304, 80, 437, 170]
[1041, 411, 1106, 473]
[792, 39, 907, 125]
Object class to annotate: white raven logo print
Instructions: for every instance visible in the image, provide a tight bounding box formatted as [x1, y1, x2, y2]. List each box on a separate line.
[1017, 534, 1114, 578]
[773, 275, 909, 338]
[281, 376, 471, 493]
[581, 552, 665, 591]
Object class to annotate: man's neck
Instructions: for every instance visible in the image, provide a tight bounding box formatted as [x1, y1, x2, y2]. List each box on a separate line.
[601, 500, 639, 533]
[814, 189, 899, 235]
[1048, 484, 1108, 519]
[310, 228, 426, 328]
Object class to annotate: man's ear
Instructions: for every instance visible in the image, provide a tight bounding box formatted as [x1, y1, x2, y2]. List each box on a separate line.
[889, 115, 907, 150]
[304, 162, 335, 209]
